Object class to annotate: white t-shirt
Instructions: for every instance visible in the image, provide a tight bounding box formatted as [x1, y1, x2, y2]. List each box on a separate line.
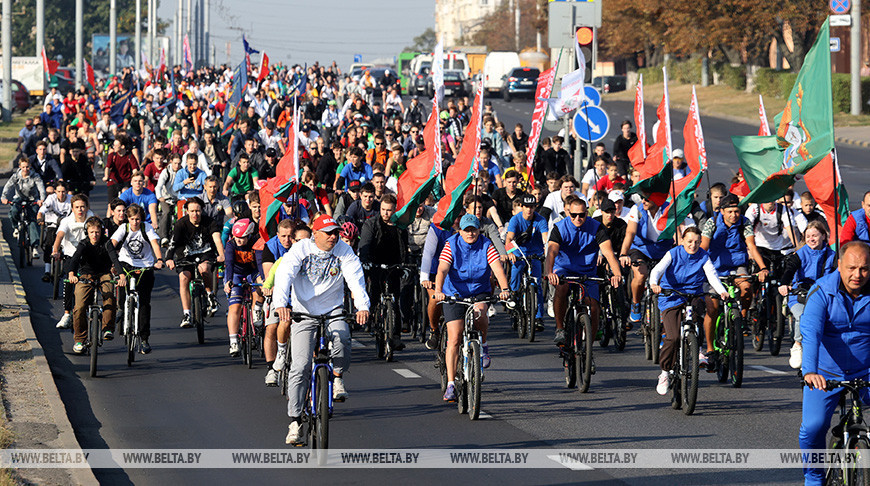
[58, 211, 95, 256]
[627, 205, 694, 243]
[111, 222, 159, 267]
[745, 203, 795, 252]
[38, 193, 71, 225]
[592, 206, 631, 220]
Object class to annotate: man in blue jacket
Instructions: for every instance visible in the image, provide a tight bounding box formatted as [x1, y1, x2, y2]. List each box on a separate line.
[800, 241, 870, 486]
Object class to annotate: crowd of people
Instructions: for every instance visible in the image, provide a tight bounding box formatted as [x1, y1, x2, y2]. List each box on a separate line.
[5, 60, 870, 484]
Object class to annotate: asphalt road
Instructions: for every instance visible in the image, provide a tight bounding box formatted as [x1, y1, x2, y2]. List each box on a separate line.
[8, 163, 815, 485]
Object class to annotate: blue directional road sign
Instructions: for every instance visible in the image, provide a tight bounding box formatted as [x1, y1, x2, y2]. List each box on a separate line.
[581, 86, 601, 107]
[830, 0, 850, 14]
[354, 54, 362, 63]
[573, 105, 610, 143]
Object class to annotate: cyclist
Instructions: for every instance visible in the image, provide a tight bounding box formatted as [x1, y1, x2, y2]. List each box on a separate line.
[166, 197, 225, 327]
[778, 220, 836, 370]
[107, 204, 165, 354]
[223, 152, 259, 202]
[433, 214, 511, 401]
[649, 226, 729, 395]
[420, 216, 461, 350]
[339, 220, 360, 252]
[118, 171, 159, 230]
[700, 193, 770, 367]
[744, 200, 798, 278]
[272, 215, 370, 445]
[839, 190, 870, 245]
[261, 219, 297, 386]
[200, 175, 232, 226]
[37, 181, 71, 281]
[52, 194, 94, 329]
[547, 195, 622, 347]
[800, 241, 870, 486]
[68, 217, 116, 353]
[155, 153, 183, 244]
[173, 153, 208, 200]
[3, 158, 47, 259]
[505, 194, 548, 332]
[223, 218, 264, 357]
[102, 198, 127, 237]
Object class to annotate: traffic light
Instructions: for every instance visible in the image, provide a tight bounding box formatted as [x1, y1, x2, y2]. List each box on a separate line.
[575, 25, 596, 83]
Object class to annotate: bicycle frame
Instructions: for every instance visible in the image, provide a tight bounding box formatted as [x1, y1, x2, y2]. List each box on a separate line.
[124, 272, 140, 339]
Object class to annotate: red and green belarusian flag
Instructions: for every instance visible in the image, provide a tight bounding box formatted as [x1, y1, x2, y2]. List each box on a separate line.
[626, 66, 672, 207]
[41, 46, 59, 86]
[433, 81, 484, 228]
[391, 102, 441, 228]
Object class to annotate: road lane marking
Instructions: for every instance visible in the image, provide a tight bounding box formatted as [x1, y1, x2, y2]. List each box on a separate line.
[478, 411, 492, 419]
[547, 455, 594, 470]
[351, 339, 366, 349]
[750, 365, 788, 375]
[393, 368, 421, 379]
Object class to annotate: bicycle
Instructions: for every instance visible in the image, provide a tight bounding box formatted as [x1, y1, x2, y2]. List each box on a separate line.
[40, 222, 63, 299]
[12, 200, 38, 268]
[210, 262, 224, 318]
[287, 308, 354, 462]
[632, 260, 663, 363]
[801, 377, 870, 486]
[233, 280, 263, 368]
[438, 295, 504, 420]
[509, 252, 545, 342]
[365, 263, 413, 362]
[749, 255, 786, 356]
[67, 276, 116, 377]
[120, 267, 151, 367]
[559, 275, 606, 393]
[710, 275, 752, 388]
[658, 289, 701, 415]
[599, 267, 628, 351]
[177, 256, 210, 345]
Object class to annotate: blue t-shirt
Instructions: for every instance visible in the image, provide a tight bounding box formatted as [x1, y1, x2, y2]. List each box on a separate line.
[118, 188, 159, 222]
[340, 163, 374, 189]
[506, 212, 548, 256]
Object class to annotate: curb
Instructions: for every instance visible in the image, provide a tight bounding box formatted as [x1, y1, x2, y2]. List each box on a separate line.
[0, 227, 99, 486]
[835, 136, 870, 149]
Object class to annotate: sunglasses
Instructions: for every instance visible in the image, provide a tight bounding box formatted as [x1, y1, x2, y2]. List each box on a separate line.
[374, 142, 384, 146]
[569, 212, 587, 220]
[323, 229, 340, 236]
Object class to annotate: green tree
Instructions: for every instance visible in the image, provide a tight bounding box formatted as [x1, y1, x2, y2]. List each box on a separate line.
[405, 28, 437, 53]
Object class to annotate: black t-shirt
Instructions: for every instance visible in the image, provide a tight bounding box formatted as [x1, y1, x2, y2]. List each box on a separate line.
[612, 132, 638, 162]
[167, 215, 221, 261]
[593, 215, 627, 254]
[316, 153, 338, 189]
[491, 187, 525, 224]
[509, 132, 529, 153]
[102, 217, 122, 238]
[70, 235, 114, 275]
[125, 114, 143, 136]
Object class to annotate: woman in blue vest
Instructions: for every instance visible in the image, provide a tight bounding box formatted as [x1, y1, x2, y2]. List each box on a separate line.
[778, 220, 837, 370]
[420, 215, 461, 350]
[649, 226, 729, 395]
[433, 214, 511, 402]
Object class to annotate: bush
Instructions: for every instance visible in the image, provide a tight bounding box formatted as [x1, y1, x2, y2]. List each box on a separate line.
[717, 64, 746, 91]
[754, 67, 786, 99]
[637, 66, 663, 84]
[668, 59, 703, 84]
[831, 73, 851, 113]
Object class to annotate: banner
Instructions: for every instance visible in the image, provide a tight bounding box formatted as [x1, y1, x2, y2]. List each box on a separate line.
[257, 53, 270, 83]
[546, 68, 584, 121]
[628, 74, 647, 168]
[432, 39, 444, 104]
[221, 60, 248, 137]
[526, 65, 558, 187]
[758, 94, 771, 136]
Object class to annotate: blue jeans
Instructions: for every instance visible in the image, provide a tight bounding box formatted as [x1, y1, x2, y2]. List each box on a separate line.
[9, 200, 39, 247]
[510, 257, 544, 319]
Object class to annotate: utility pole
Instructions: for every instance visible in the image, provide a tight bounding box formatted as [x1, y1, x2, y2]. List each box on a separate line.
[851, 0, 862, 115]
[36, 0, 44, 57]
[176, 0, 182, 65]
[135, 0, 142, 71]
[109, 0, 117, 75]
[2, 0, 11, 121]
[77, 0, 84, 85]
[204, 0, 210, 66]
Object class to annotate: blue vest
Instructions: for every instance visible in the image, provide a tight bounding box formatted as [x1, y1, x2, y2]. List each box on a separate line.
[630, 206, 674, 260]
[553, 216, 601, 277]
[428, 223, 453, 276]
[790, 245, 836, 307]
[442, 233, 493, 298]
[709, 213, 749, 276]
[852, 208, 870, 242]
[265, 235, 290, 261]
[658, 246, 711, 311]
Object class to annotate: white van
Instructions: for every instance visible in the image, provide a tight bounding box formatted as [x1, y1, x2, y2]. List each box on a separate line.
[410, 52, 470, 80]
[483, 52, 521, 95]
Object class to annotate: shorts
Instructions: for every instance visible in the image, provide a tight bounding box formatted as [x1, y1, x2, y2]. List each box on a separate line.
[442, 292, 490, 323]
[175, 251, 217, 273]
[228, 273, 258, 306]
[556, 270, 600, 302]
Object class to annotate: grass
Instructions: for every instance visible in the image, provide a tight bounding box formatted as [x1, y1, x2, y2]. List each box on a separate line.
[606, 81, 870, 127]
[0, 106, 40, 172]
[0, 405, 14, 486]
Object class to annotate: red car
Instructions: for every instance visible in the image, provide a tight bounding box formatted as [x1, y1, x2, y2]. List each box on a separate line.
[0, 80, 33, 113]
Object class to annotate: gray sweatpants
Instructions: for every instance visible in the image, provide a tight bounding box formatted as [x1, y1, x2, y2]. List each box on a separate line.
[790, 302, 805, 343]
[287, 316, 351, 419]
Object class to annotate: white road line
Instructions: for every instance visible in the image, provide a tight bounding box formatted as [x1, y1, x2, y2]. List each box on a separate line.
[351, 339, 366, 349]
[547, 455, 595, 470]
[393, 368, 421, 379]
[750, 365, 789, 375]
[478, 411, 492, 419]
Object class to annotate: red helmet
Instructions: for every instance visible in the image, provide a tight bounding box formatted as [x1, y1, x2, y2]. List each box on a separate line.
[339, 221, 359, 241]
[232, 218, 256, 238]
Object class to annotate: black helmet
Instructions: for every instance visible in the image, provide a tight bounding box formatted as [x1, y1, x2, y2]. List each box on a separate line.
[232, 200, 251, 219]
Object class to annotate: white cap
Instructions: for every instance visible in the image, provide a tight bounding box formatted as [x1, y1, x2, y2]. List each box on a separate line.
[672, 148, 685, 159]
[609, 190, 625, 202]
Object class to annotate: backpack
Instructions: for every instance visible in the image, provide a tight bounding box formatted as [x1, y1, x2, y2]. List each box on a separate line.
[750, 204, 784, 236]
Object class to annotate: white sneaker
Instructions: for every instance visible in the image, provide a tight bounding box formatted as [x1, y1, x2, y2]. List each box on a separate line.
[333, 376, 348, 401]
[487, 305, 496, 317]
[265, 368, 279, 387]
[656, 370, 671, 395]
[789, 343, 803, 369]
[56, 313, 71, 329]
[229, 342, 240, 357]
[273, 350, 286, 372]
[160, 237, 169, 247]
[31, 247, 40, 259]
[285, 421, 302, 445]
[547, 299, 555, 318]
[12, 229, 18, 240]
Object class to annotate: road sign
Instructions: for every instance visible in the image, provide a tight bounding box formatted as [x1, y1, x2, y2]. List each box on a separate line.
[353, 54, 362, 63]
[830, 0, 850, 14]
[548, 2, 602, 48]
[582, 86, 600, 107]
[829, 14, 852, 26]
[573, 105, 609, 142]
[831, 37, 841, 52]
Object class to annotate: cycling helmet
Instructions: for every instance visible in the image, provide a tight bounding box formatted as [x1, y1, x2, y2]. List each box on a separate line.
[232, 200, 251, 219]
[339, 221, 359, 241]
[232, 218, 256, 238]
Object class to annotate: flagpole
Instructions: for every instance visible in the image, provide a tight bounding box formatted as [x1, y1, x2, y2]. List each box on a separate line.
[784, 199, 800, 253]
[833, 148, 840, 258]
[670, 148, 679, 246]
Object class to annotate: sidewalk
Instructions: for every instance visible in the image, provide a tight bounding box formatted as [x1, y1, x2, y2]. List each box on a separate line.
[0, 225, 97, 485]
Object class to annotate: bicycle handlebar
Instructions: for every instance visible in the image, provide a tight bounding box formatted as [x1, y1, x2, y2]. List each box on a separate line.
[801, 378, 870, 390]
[439, 295, 507, 306]
[559, 276, 607, 285]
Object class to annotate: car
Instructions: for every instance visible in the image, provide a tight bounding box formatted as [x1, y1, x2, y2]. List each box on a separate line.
[0, 80, 33, 113]
[592, 75, 627, 93]
[500, 67, 539, 102]
[483, 51, 521, 95]
[441, 70, 471, 98]
[410, 61, 432, 96]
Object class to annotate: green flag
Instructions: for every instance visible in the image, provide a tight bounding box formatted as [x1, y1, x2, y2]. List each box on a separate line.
[658, 170, 704, 241]
[625, 146, 673, 199]
[732, 18, 834, 204]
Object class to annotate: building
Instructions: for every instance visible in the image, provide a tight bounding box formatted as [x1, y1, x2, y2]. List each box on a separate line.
[435, 0, 502, 46]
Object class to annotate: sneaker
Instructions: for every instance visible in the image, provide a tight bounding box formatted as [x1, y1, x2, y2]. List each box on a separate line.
[789, 343, 803, 370]
[72, 342, 85, 354]
[285, 421, 302, 445]
[390, 337, 405, 351]
[208, 294, 220, 315]
[547, 300, 555, 318]
[656, 370, 671, 395]
[273, 350, 287, 372]
[333, 376, 348, 401]
[179, 314, 192, 328]
[425, 332, 440, 350]
[31, 247, 40, 260]
[630, 303, 641, 323]
[553, 328, 567, 346]
[590, 356, 596, 375]
[55, 313, 71, 329]
[140, 340, 152, 354]
[698, 351, 708, 366]
[229, 342, 240, 357]
[443, 383, 456, 402]
[481, 345, 491, 369]
[535, 318, 545, 332]
[12, 228, 18, 240]
[705, 350, 719, 372]
[487, 305, 496, 317]
[265, 368, 279, 387]
[102, 330, 114, 341]
[41, 272, 51, 282]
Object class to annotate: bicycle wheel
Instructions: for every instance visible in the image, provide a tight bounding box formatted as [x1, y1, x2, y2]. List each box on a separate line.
[468, 341, 482, 420]
[651, 298, 662, 364]
[599, 290, 611, 348]
[241, 307, 252, 368]
[526, 283, 537, 343]
[374, 304, 386, 360]
[52, 258, 61, 300]
[642, 296, 652, 361]
[564, 309, 577, 389]
[438, 323, 449, 393]
[577, 312, 594, 393]
[193, 289, 205, 345]
[613, 297, 627, 352]
[456, 371, 468, 415]
[126, 298, 136, 367]
[730, 314, 744, 388]
[826, 434, 846, 485]
[313, 366, 330, 455]
[89, 308, 100, 378]
[715, 314, 730, 384]
[383, 302, 395, 362]
[769, 293, 785, 356]
[751, 305, 764, 352]
[851, 438, 870, 486]
[682, 330, 700, 415]
[25, 228, 32, 266]
[515, 290, 527, 340]
[17, 223, 26, 268]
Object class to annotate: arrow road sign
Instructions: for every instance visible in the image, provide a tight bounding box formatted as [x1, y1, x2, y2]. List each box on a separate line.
[582, 86, 601, 107]
[573, 105, 610, 143]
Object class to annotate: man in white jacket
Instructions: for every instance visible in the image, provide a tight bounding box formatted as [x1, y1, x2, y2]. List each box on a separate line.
[272, 215, 370, 445]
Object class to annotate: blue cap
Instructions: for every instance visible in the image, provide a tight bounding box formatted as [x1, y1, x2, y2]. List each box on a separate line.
[460, 214, 480, 230]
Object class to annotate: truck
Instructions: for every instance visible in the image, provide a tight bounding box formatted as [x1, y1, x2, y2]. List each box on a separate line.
[0, 57, 45, 97]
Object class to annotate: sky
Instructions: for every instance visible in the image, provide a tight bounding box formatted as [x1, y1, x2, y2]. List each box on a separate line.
[158, 0, 435, 69]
